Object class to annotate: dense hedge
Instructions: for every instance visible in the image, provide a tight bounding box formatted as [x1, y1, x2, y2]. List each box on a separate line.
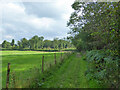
[85, 50, 119, 88]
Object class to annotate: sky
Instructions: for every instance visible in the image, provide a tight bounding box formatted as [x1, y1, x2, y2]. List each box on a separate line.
[0, 0, 75, 44]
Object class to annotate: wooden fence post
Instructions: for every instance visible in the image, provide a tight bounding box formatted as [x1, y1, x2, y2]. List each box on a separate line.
[42, 56, 44, 73]
[61, 53, 62, 62]
[54, 53, 56, 64]
[6, 63, 10, 89]
[49, 63, 51, 68]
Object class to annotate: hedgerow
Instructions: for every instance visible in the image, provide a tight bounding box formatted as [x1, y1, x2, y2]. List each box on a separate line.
[85, 50, 119, 88]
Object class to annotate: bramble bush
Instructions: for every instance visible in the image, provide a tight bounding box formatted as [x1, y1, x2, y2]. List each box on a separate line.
[85, 50, 119, 88]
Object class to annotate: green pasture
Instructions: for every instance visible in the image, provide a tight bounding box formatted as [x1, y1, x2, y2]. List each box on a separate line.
[1, 51, 103, 88]
[1, 51, 63, 88]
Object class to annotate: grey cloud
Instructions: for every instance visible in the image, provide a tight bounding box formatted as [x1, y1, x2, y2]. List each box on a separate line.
[23, 2, 63, 19]
[1, 2, 72, 44]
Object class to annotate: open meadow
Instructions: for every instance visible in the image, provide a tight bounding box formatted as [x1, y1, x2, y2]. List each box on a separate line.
[1, 51, 63, 88]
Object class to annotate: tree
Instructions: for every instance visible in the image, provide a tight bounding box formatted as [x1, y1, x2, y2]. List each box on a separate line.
[32, 35, 39, 49]
[18, 41, 23, 50]
[2, 40, 12, 49]
[38, 36, 44, 49]
[21, 38, 29, 49]
[67, 1, 120, 55]
[2, 40, 7, 48]
[11, 39, 15, 47]
[2, 36, 74, 50]
[58, 39, 62, 51]
[67, 1, 120, 88]
[0, 44, 2, 49]
[29, 39, 35, 50]
[53, 38, 59, 50]
[6, 42, 11, 49]
[44, 40, 52, 49]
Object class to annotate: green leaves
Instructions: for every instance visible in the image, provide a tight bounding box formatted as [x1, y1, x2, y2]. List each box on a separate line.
[67, 2, 120, 56]
[68, 2, 120, 88]
[86, 50, 119, 88]
[72, 2, 82, 10]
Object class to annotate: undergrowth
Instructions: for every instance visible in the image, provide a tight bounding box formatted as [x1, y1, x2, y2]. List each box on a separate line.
[85, 50, 119, 88]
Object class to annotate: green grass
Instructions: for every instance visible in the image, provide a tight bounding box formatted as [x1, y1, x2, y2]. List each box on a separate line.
[1, 51, 63, 88]
[34, 53, 103, 88]
[1, 51, 103, 88]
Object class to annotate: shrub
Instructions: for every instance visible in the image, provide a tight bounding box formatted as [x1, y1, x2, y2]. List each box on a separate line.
[85, 50, 119, 88]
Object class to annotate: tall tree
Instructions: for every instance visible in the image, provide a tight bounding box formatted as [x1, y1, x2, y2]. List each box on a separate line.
[29, 39, 35, 50]
[44, 40, 52, 49]
[2, 40, 7, 48]
[38, 36, 44, 49]
[53, 38, 59, 50]
[11, 39, 15, 47]
[21, 38, 29, 49]
[18, 41, 23, 50]
[2, 40, 12, 49]
[67, 1, 120, 55]
[32, 35, 39, 49]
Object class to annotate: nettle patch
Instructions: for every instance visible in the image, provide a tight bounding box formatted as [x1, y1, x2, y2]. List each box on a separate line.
[85, 50, 119, 88]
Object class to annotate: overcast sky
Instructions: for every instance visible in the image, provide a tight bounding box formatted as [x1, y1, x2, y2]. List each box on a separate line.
[0, 0, 75, 44]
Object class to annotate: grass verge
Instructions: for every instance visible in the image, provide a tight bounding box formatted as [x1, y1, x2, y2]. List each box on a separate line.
[32, 52, 103, 88]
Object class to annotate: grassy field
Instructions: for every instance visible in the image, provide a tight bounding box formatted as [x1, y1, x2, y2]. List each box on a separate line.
[1, 51, 103, 88]
[1, 51, 63, 88]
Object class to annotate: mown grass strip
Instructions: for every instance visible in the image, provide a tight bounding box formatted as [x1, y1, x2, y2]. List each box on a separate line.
[35, 53, 103, 88]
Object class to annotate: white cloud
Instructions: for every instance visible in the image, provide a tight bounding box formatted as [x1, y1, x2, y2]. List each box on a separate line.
[3, 3, 26, 20]
[55, 0, 75, 20]
[1, 0, 75, 44]
[24, 17, 56, 30]
[7, 3, 25, 13]
[2, 2, 56, 30]
[4, 35, 14, 39]
[0, 27, 4, 33]
[4, 35, 13, 39]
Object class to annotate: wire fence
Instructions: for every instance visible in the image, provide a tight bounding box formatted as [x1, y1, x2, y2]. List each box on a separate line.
[5, 52, 72, 88]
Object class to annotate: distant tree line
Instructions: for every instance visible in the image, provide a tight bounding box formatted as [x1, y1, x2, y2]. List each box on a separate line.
[0, 35, 74, 51]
